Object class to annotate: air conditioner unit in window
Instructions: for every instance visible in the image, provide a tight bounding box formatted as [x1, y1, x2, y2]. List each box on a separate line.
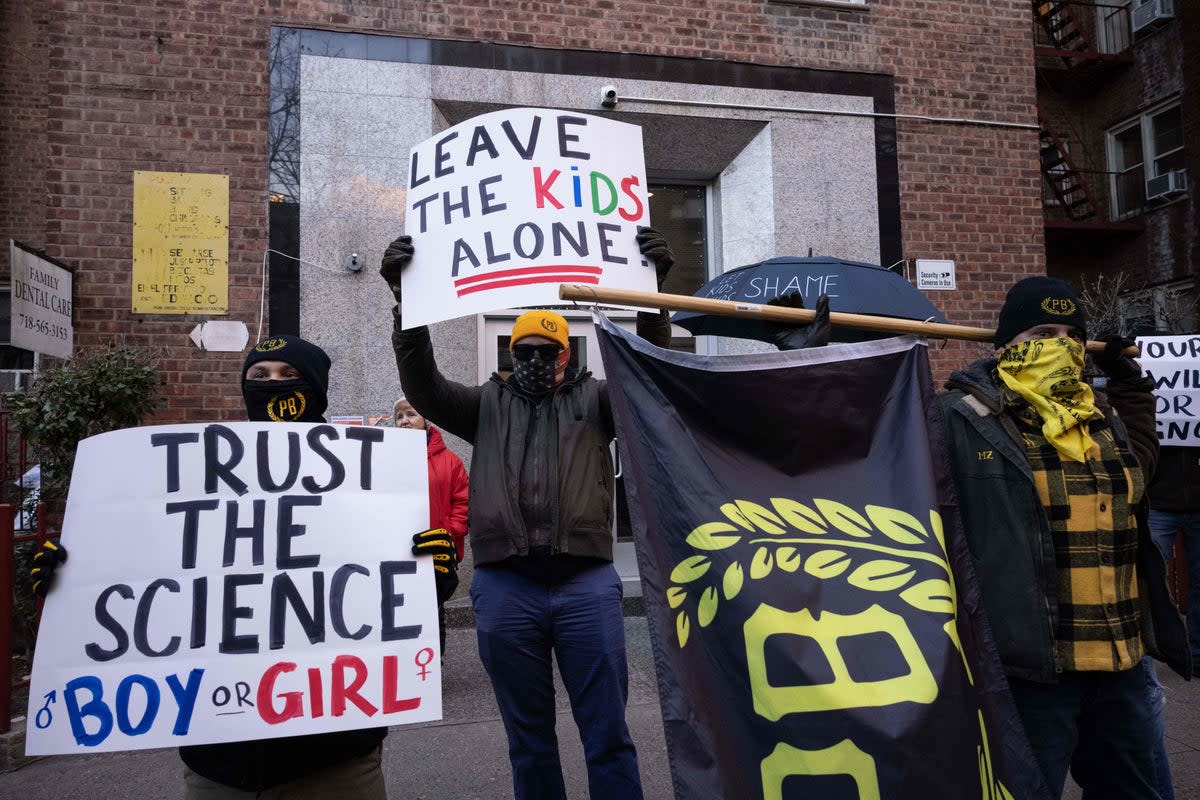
[1132, 0, 1174, 34]
[1145, 169, 1187, 201]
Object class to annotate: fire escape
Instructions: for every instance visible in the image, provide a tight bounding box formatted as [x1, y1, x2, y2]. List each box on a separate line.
[1032, 1, 1143, 236]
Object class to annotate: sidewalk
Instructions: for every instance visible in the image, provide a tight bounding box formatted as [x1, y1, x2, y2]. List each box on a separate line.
[2, 615, 1198, 799]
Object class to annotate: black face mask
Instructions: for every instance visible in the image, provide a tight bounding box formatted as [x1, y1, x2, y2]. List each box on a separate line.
[512, 352, 558, 395]
[242, 379, 325, 422]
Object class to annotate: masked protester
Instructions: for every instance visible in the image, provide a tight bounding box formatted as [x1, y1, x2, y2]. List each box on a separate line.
[29, 334, 462, 799]
[931, 277, 1190, 800]
[180, 336, 395, 798]
[241, 335, 330, 423]
[379, 228, 674, 800]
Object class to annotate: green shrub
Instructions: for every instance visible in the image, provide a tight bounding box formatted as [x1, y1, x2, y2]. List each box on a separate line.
[6, 344, 164, 503]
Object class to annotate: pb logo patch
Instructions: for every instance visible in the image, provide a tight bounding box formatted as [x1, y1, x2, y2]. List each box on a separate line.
[540, 318, 559, 333]
[1040, 297, 1076, 316]
[255, 337, 288, 353]
[267, 390, 306, 422]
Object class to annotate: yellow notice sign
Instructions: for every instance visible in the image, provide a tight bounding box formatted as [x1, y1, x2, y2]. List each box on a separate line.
[132, 171, 229, 314]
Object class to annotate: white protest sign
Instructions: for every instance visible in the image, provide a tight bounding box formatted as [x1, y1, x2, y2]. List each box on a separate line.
[26, 422, 439, 755]
[402, 108, 655, 328]
[1136, 334, 1200, 446]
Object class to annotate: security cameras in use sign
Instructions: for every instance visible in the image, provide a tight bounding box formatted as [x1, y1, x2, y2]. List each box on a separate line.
[25, 423, 441, 755]
[915, 259, 956, 291]
[401, 108, 655, 328]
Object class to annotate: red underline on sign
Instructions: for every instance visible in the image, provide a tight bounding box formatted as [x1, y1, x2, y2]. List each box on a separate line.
[453, 264, 604, 297]
[453, 264, 604, 287]
[456, 274, 601, 297]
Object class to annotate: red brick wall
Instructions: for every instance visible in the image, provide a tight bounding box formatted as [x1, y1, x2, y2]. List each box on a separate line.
[0, 1, 51, 274]
[1036, 17, 1195, 303]
[3, 0, 1046, 415]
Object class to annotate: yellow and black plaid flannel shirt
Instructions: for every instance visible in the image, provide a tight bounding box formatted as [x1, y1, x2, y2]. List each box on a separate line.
[1011, 398, 1146, 672]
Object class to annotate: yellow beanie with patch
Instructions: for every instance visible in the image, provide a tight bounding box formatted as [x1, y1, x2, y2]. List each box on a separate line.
[510, 310, 569, 350]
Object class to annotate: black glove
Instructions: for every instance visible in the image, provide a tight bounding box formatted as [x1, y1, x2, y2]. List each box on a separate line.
[380, 235, 414, 303]
[412, 527, 459, 603]
[636, 227, 675, 289]
[766, 292, 832, 350]
[1093, 335, 1142, 382]
[30, 539, 68, 598]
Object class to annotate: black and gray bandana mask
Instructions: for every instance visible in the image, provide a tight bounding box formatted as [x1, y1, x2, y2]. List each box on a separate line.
[243, 379, 326, 422]
[512, 348, 569, 395]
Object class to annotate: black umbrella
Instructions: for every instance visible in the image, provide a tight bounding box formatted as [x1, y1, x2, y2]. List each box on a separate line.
[671, 256, 947, 343]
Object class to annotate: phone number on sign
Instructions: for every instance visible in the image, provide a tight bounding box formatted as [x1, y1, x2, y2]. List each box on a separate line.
[18, 314, 69, 341]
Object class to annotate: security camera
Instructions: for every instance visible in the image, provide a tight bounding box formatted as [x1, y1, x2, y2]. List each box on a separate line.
[600, 85, 618, 109]
[344, 252, 362, 272]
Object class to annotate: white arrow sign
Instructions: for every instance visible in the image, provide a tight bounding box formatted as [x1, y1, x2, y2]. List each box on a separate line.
[188, 321, 249, 352]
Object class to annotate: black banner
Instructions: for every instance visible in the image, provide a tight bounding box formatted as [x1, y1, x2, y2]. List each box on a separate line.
[596, 314, 1046, 800]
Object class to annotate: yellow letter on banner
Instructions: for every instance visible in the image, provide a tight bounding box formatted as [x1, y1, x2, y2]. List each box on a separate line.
[132, 171, 229, 314]
[761, 739, 880, 800]
[744, 604, 937, 721]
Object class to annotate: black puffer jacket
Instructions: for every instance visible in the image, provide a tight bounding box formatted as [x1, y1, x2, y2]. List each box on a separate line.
[932, 357, 1190, 683]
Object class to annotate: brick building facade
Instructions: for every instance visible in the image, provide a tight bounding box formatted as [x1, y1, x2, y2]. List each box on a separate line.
[1034, 1, 1197, 333]
[1, 0, 1091, 424]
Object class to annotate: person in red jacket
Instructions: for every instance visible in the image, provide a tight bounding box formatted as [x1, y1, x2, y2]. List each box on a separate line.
[395, 395, 469, 651]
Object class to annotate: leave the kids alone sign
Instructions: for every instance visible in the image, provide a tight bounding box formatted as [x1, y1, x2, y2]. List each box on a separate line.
[26, 423, 440, 755]
[402, 108, 656, 328]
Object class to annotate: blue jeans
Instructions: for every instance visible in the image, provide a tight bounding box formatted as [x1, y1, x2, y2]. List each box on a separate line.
[471, 563, 642, 800]
[1141, 657, 1174, 800]
[1011, 660, 1161, 799]
[1147, 509, 1200, 664]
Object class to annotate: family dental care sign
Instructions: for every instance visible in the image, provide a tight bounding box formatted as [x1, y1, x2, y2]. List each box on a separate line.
[26, 423, 440, 755]
[402, 108, 656, 328]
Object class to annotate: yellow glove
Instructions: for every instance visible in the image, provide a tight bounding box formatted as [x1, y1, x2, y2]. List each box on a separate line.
[30, 539, 68, 598]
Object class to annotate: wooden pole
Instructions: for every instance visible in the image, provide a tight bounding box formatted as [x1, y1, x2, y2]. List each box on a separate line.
[558, 284, 1138, 357]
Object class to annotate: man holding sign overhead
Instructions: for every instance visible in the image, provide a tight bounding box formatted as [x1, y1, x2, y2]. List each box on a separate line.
[380, 223, 673, 800]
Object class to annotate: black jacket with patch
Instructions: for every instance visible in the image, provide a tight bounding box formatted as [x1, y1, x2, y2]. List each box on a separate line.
[931, 357, 1190, 683]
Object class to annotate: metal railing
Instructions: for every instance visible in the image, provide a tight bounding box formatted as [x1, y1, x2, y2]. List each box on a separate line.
[1, 502, 58, 734]
[1043, 166, 1146, 221]
[1033, 1, 1132, 56]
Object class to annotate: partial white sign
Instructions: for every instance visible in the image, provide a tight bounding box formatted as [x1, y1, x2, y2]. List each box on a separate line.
[1136, 334, 1200, 446]
[9, 240, 73, 359]
[188, 321, 249, 352]
[26, 422, 438, 755]
[915, 259, 956, 291]
[402, 108, 655, 328]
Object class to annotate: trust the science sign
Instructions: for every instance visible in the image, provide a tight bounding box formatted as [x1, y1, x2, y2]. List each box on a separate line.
[401, 108, 655, 328]
[26, 423, 440, 754]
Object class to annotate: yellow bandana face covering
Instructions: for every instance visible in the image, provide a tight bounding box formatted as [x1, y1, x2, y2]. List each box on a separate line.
[997, 337, 1101, 462]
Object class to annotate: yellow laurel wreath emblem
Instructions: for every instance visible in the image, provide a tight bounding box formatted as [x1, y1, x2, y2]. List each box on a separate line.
[266, 390, 307, 421]
[667, 498, 967, 676]
[1039, 297, 1076, 316]
[255, 337, 288, 352]
[668, 497, 1012, 797]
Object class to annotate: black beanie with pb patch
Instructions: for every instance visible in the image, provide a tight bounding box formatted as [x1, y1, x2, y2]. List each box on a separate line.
[993, 276, 1087, 348]
[242, 335, 331, 418]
